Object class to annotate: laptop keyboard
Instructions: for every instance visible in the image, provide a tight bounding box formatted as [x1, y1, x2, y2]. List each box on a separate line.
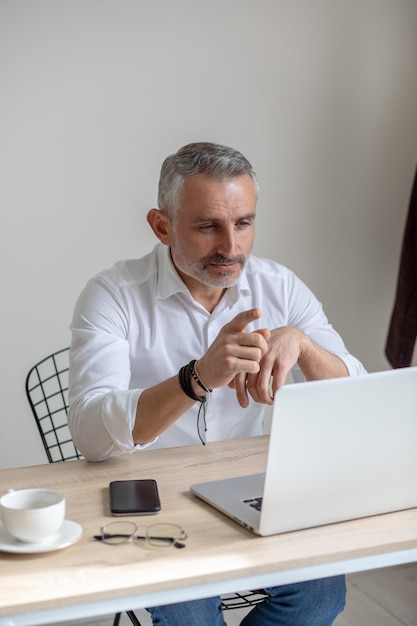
[243, 496, 263, 511]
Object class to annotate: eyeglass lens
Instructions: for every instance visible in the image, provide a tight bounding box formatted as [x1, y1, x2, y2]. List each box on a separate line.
[101, 521, 137, 545]
[146, 523, 187, 548]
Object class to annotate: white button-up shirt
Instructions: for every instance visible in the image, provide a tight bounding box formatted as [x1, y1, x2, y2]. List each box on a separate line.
[69, 244, 366, 461]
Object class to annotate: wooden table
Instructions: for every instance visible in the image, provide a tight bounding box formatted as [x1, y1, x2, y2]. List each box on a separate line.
[1, 435, 417, 626]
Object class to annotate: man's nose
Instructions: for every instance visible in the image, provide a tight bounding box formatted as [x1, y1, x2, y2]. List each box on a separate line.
[217, 228, 236, 257]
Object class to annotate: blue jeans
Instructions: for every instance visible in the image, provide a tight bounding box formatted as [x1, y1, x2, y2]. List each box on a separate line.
[146, 575, 346, 625]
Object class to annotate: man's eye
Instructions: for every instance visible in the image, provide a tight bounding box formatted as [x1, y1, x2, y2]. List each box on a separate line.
[199, 224, 216, 231]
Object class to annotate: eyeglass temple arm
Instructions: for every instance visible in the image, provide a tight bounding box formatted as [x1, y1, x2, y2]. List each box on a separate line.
[93, 534, 186, 548]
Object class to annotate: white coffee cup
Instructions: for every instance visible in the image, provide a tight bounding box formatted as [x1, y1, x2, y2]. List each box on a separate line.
[0, 488, 65, 543]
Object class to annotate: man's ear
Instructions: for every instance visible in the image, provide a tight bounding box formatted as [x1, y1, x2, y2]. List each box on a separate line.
[147, 208, 172, 245]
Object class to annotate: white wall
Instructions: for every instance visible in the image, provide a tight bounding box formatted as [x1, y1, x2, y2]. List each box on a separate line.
[1, 0, 416, 470]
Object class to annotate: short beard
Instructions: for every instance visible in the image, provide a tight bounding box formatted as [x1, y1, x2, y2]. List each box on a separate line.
[171, 250, 247, 288]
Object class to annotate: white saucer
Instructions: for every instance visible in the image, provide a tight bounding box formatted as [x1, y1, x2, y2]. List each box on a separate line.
[0, 520, 83, 554]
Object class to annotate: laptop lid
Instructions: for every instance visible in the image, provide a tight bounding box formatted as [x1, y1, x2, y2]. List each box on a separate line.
[191, 367, 417, 536]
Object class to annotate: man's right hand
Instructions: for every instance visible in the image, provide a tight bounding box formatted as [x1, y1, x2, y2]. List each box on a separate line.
[196, 308, 270, 393]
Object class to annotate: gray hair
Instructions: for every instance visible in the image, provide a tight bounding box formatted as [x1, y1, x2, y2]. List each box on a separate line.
[158, 142, 259, 217]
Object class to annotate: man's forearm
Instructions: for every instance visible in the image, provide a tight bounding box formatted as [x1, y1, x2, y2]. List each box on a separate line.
[132, 374, 201, 445]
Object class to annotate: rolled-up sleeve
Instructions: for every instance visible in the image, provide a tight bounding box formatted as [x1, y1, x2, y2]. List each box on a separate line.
[283, 268, 367, 380]
[68, 278, 152, 461]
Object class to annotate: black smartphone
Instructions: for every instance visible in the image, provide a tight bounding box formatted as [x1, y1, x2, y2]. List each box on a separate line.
[109, 479, 161, 516]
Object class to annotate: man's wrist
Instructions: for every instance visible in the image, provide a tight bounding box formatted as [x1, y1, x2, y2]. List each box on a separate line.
[178, 360, 211, 403]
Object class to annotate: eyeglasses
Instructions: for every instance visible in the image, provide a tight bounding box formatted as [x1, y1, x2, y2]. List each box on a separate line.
[94, 521, 188, 549]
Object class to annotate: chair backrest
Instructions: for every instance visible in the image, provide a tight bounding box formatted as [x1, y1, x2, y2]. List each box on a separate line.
[25, 347, 82, 463]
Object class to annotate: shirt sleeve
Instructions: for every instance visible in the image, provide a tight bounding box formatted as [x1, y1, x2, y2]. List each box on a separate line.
[68, 277, 154, 461]
[284, 269, 367, 380]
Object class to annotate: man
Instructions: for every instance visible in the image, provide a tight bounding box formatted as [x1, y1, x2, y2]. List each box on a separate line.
[69, 142, 366, 625]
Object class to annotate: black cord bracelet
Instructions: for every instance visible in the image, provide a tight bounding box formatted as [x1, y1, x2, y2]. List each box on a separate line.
[178, 360, 207, 403]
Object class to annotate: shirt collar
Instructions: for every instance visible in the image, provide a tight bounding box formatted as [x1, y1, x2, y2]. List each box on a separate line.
[156, 244, 189, 299]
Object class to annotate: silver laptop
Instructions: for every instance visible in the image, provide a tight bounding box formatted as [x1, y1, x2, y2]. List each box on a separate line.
[191, 367, 417, 536]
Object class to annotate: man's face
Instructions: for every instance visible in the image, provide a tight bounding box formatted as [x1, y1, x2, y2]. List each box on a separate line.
[168, 173, 257, 290]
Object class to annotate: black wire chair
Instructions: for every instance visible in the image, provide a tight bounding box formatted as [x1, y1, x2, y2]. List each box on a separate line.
[26, 348, 268, 625]
[220, 590, 269, 611]
[26, 347, 81, 463]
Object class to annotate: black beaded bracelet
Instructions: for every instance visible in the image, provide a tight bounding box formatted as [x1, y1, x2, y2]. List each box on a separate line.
[191, 360, 212, 394]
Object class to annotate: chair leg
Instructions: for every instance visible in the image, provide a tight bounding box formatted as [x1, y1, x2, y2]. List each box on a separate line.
[113, 611, 143, 626]
[126, 610, 143, 626]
